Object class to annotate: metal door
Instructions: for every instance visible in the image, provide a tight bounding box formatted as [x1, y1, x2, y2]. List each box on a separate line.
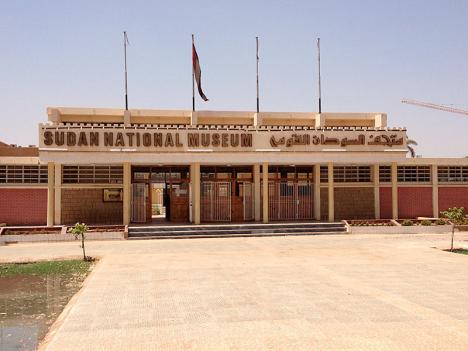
[268, 181, 313, 220]
[131, 183, 148, 223]
[201, 181, 231, 222]
[241, 182, 254, 221]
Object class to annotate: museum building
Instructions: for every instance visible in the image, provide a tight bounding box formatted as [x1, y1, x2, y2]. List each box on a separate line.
[1, 107, 467, 226]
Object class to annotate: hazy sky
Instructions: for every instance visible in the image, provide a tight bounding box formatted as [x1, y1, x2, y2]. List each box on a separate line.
[1, 0, 467, 157]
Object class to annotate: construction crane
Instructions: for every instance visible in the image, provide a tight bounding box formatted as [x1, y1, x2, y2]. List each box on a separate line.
[401, 99, 468, 116]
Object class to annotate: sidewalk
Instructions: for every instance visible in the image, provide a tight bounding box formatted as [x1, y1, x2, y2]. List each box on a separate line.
[1, 233, 467, 350]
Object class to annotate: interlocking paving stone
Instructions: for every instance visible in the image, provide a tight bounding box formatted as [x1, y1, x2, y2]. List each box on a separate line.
[1, 233, 467, 350]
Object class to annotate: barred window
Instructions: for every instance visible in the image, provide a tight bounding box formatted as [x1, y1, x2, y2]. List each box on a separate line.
[397, 166, 431, 182]
[334, 166, 371, 182]
[438, 166, 468, 182]
[62, 165, 123, 184]
[320, 166, 328, 183]
[379, 166, 392, 183]
[0, 165, 48, 184]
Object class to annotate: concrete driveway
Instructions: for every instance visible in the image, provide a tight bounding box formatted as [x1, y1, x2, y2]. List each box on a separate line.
[1, 233, 468, 350]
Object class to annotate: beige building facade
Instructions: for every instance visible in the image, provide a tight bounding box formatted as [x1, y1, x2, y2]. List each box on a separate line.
[1, 107, 467, 226]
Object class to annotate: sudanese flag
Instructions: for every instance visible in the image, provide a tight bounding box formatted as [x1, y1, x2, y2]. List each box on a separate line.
[192, 43, 209, 101]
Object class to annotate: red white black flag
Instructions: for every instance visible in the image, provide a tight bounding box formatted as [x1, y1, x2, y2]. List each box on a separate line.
[192, 43, 209, 101]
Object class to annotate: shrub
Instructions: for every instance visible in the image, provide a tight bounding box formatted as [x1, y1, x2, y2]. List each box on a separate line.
[68, 223, 90, 261]
[402, 219, 413, 226]
[420, 220, 432, 226]
[435, 219, 447, 225]
[440, 207, 465, 225]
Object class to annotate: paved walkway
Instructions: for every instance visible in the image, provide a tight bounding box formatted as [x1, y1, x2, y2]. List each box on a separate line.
[1, 233, 468, 350]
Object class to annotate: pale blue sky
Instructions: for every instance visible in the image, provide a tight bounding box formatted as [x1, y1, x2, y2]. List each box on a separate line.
[1, 0, 467, 156]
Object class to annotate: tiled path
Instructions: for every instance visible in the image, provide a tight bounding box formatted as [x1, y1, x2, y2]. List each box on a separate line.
[1, 233, 468, 350]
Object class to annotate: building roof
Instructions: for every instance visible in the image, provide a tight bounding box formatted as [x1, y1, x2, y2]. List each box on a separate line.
[0, 141, 38, 157]
[46, 107, 388, 128]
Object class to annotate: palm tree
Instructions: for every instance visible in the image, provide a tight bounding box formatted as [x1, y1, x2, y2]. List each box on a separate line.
[406, 138, 418, 158]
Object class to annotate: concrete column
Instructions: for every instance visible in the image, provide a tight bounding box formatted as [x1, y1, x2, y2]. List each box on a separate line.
[253, 164, 261, 221]
[315, 114, 325, 128]
[262, 162, 269, 223]
[314, 164, 321, 220]
[47, 162, 55, 227]
[123, 110, 131, 126]
[373, 164, 380, 219]
[391, 162, 398, 219]
[374, 114, 387, 128]
[54, 163, 62, 225]
[191, 163, 201, 224]
[328, 162, 334, 222]
[253, 113, 262, 126]
[190, 111, 198, 125]
[432, 164, 439, 218]
[123, 162, 131, 225]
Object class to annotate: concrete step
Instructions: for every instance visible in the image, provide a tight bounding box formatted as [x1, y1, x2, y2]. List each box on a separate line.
[128, 222, 347, 240]
[129, 222, 343, 232]
[130, 227, 346, 237]
[128, 231, 347, 240]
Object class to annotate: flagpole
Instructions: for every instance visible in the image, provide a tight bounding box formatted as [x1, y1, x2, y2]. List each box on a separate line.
[256, 36, 260, 113]
[124, 31, 129, 111]
[192, 34, 195, 112]
[317, 37, 322, 114]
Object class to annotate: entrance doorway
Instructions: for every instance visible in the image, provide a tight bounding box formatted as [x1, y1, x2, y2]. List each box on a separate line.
[131, 166, 190, 224]
[200, 166, 254, 222]
[266, 166, 314, 220]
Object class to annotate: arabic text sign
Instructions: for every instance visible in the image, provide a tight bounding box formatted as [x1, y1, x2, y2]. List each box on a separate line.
[39, 127, 407, 152]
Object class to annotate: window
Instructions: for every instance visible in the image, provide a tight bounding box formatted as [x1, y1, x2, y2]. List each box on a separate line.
[379, 166, 392, 183]
[438, 166, 468, 182]
[0, 165, 48, 184]
[334, 166, 371, 182]
[397, 166, 431, 182]
[62, 165, 123, 184]
[320, 166, 328, 183]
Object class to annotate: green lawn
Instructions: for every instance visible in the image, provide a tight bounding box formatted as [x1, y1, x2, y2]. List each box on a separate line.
[452, 249, 468, 255]
[0, 260, 92, 277]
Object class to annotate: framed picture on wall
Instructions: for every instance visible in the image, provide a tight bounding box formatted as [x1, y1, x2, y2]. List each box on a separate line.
[103, 189, 123, 202]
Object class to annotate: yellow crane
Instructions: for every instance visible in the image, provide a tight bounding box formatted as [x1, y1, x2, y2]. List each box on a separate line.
[401, 99, 468, 116]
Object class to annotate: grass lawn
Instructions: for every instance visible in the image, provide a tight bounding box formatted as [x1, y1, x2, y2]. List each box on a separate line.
[451, 249, 468, 255]
[0, 259, 92, 277]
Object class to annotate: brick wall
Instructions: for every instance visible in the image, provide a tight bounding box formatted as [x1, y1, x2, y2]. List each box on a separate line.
[169, 194, 189, 222]
[0, 188, 47, 225]
[231, 196, 243, 222]
[320, 188, 328, 220]
[61, 188, 123, 225]
[379, 187, 393, 219]
[438, 187, 468, 212]
[334, 187, 374, 220]
[398, 187, 432, 219]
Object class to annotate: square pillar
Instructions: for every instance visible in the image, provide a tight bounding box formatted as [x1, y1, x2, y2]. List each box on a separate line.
[432, 164, 439, 218]
[391, 162, 398, 219]
[253, 164, 261, 221]
[47, 162, 55, 227]
[315, 113, 325, 128]
[190, 163, 201, 224]
[54, 163, 61, 225]
[327, 162, 334, 222]
[262, 162, 269, 223]
[123, 162, 131, 225]
[314, 164, 321, 220]
[373, 164, 380, 219]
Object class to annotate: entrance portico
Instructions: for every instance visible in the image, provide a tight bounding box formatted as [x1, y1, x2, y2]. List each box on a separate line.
[29, 106, 467, 227]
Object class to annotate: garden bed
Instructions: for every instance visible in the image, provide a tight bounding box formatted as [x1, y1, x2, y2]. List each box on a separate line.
[346, 219, 453, 234]
[0, 225, 127, 244]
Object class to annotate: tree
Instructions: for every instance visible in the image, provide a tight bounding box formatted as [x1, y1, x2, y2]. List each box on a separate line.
[440, 207, 466, 252]
[68, 223, 90, 261]
[406, 138, 418, 158]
